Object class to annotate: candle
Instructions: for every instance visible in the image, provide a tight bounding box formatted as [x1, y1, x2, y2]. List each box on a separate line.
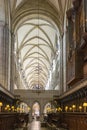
[0, 102, 3, 112]
[79, 106, 82, 112]
[83, 102, 87, 112]
[65, 106, 68, 112]
[72, 105, 76, 112]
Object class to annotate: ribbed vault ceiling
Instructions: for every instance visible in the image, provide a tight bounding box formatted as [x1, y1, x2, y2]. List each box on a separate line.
[11, 0, 72, 90]
[15, 18, 57, 89]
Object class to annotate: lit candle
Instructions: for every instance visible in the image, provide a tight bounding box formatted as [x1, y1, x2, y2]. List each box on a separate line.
[65, 106, 68, 112]
[69, 107, 72, 112]
[0, 102, 3, 112]
[58, 107, 62, 112]
[17, 107, 20, 112]
[6, 105, 10, 108]
[6, 104, 10, 111]
[79, 106, 82, 112]
[11, 106, 15, 111]
[72, 105, 76, 112]
[83, 102, 87, 112]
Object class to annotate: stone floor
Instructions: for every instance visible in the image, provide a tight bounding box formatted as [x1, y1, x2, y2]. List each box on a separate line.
[15, 120, 66, 130]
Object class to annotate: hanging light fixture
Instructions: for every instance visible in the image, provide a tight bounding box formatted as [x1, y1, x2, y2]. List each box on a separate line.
[37, 0, 40, 90]
[36, 0, 44, 92]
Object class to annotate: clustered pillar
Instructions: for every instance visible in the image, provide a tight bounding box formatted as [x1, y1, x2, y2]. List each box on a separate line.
[0, 0, 12, 90]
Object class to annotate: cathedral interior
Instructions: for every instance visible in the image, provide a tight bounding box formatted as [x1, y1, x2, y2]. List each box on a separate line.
[0, 0, 87, 130]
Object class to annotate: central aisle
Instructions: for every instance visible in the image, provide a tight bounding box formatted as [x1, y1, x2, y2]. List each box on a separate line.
[30, 120, 41, 130]
[15, 120, 65, 130]
[27, 119, 48, 130]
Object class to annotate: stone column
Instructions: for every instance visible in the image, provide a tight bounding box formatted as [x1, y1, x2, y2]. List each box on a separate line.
[63, 18, 67, 92]
[0, 0, 5, 87]
[0, 22, 11, 89]
[10, 33, 15, 92]
[0, 22, 5, 87]
[59, 34, 64, 94]
[0, 0, 5, 22]
[0, 0, 12, 90]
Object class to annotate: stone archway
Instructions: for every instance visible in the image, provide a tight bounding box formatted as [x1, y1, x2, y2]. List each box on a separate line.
[43, 102, 51, 115]
[14, 89, 59, 121]
[32, 101, 40, 119]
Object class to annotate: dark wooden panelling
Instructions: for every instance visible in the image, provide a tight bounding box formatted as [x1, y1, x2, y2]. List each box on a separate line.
[61, 113, 87, 130]
[0, 113, 29, 130]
